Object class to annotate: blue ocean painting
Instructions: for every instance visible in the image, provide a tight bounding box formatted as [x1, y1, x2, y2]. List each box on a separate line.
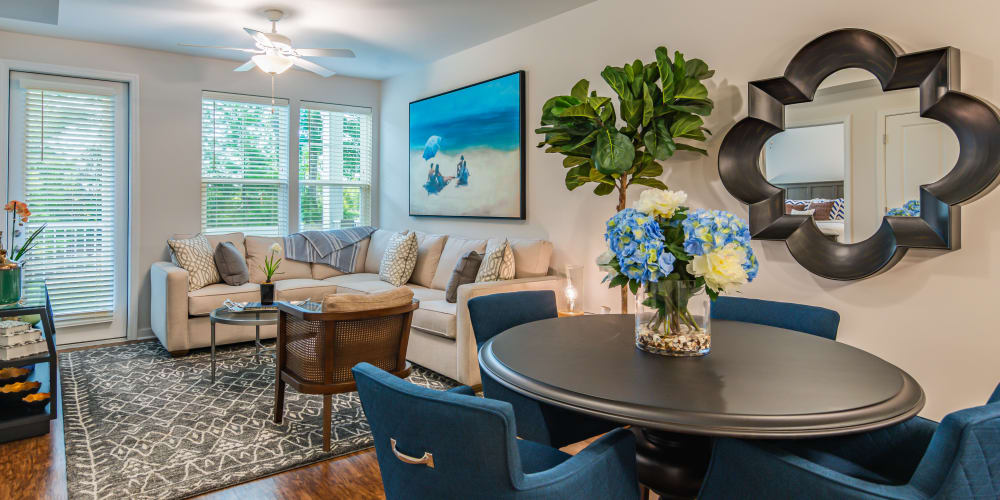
[409, 72, 524, 218]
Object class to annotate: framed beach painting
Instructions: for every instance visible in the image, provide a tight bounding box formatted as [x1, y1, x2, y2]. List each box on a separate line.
[409, 71, 526, 219]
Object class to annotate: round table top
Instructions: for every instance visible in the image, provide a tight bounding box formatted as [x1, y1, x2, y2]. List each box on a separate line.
[478, 314, 925, 438]
[210, 307, 278, 326]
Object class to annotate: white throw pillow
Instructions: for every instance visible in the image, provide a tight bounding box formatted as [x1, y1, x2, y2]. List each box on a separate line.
[476, 239, 515, 282]
[379, 231, 418, 287]
[167, 234, 221, 291]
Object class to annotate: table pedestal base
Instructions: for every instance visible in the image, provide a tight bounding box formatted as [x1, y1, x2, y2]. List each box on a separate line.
[632, 428, 712, 499]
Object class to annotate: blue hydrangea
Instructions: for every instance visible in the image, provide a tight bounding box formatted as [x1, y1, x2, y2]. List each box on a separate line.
[605, 208, 674, 283]
[681, 209, 752, 256]
[888, 199, 920, 217]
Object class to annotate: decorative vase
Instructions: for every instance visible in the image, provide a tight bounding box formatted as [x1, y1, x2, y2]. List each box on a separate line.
[260, 282, 275, 305]
[0, 261, 22, 306]
[635, 280, 711, 356]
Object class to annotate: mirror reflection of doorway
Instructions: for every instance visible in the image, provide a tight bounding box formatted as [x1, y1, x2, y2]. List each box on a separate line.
[881, 112, 959, 215]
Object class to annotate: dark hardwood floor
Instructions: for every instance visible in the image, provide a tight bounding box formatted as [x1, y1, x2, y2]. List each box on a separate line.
[0, 340, 633, 500]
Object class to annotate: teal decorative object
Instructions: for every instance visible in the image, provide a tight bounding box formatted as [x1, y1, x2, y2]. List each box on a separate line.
[0, 262, 21, 306]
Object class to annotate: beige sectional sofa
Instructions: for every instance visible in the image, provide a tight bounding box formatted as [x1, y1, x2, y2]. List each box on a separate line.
[150, 229, 562, 385]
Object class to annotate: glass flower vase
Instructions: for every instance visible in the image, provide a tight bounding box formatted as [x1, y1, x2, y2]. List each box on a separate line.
[635, 280, 711, 356]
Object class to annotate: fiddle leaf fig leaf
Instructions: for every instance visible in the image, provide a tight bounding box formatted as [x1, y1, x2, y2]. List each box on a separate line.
[621, 98, 643, 129]
[558, 103, 598, 119]
[571, 79, 590, 100]
[632, 177, 669, 190]
[563, 156, 590, 168]
[593, 128, 635, 175]
[643, 121, 676, 160]
[675, 78, 709, 100]
[601, 66, 631, 100]
[655, 47, 675, 101]
[593, 182, 615, 196]
[641, 83, 654, 127]
[675, 143, 709, 156]
[685, 59, 715, 80]
[669, 114, 704, 139]
[564, 129, 601, 152]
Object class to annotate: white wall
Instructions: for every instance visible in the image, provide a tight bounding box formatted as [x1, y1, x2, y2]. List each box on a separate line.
[764, 123, 844, 184]
[0, 30, 381, 339]
[379, 0, 1000, 420]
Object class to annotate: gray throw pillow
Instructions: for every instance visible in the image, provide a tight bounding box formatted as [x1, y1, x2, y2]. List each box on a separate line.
[445, 251, 483, 303]
[214, 241, 250, 286]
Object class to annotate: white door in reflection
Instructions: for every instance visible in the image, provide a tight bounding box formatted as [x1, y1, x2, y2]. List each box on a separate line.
[882, 113, 959, 214]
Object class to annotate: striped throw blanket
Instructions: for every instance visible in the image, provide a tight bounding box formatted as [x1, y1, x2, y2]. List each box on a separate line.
[284, 226, 377, 272]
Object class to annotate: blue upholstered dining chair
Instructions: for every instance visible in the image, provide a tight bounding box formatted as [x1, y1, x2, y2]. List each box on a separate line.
[711, 296, 841, 340]
[468, 290, 622, 448]
[352, 362, 640, 500]
[699, 382, 1000, 499]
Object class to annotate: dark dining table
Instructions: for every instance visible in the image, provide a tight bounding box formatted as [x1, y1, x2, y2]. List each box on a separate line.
[478, 314, 925, 499]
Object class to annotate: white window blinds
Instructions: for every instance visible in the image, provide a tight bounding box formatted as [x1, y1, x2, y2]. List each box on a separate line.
[8, 72, 128, 326]
[201, 92, 289, 236]
[298, 102, 372, 230]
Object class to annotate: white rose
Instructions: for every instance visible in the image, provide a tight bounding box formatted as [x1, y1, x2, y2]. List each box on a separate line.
[687, 242, 749, 293]
[634, 189, 687, 219]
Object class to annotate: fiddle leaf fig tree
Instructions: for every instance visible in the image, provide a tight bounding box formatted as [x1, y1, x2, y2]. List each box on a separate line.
[536, 46, 715, 311]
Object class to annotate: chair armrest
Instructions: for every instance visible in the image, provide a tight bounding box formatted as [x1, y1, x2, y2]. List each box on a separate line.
[516, 428, 639, 497]
[790, 416, 937, 484]
[452, 276, 564, 386]
[150, 261, 190, 352]
[699, 438, 923, 500]
[446, 385, 477, 396]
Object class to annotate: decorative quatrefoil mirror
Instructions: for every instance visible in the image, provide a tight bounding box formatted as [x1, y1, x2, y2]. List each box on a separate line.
[718, 28, 1000, 280]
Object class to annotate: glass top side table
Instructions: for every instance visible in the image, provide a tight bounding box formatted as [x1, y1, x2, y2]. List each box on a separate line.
[208, 307, 278, 383]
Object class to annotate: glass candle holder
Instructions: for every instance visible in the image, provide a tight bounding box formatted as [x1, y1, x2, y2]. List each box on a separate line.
[559, 264, 585, 317]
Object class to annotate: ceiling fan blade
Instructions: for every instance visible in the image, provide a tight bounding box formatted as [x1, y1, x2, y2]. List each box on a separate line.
[234, 60, 257, 72]
[244, 27, 273, 47]
[178, 43, 260, 53]
[296, 48, 356, 58]
[291, 57, 335, 77]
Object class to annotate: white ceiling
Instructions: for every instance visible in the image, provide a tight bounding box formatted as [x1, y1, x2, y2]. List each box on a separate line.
[0, 0, 595, 80]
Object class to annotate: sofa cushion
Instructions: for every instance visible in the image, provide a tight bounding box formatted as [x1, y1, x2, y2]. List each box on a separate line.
[409, 285, 446, 303]
[325, 273, 398, 294]
[174, 232, 247, 259]
[246, 236, 312, 283]
[431, 237, 488, 290]
[364, 229, 399, 274]
[311, 236, 370, 279]
[411, 292, 457, 339]
[476, 239, 515, 282]
[505, 238, 553, 278]
[446, 250, 483, 303]
[410, 232, 448, 288]
[214, 241, 250, 286]
[187, 282, 260, 316]
[379, 231, 419, 287]
[323, 286, 414, 313]
[275, 279, 339, 302]
[168, 234, 221, 291]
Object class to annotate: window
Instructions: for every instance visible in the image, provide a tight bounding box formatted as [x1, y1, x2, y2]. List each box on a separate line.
[201, 92, 289, 236]
[8, 72, 129, 330]
[298, 102, 373, 229]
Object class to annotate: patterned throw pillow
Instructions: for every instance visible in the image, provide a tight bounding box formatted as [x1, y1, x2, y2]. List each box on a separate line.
[379, 231, 418, 287]
[167, 234, 221, 291]
[476, 240, 515, 282]
[830, 198, 846, 220]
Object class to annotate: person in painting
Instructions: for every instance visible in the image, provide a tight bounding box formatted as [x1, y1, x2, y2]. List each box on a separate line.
[456, 155, 469, 187]
[423, 163, 452, 195]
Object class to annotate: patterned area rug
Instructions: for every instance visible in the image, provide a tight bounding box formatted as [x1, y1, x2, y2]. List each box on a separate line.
[60, 341, 458, 499]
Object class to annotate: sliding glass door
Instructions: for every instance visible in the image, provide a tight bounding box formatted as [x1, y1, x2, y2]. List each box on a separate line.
[7, 71, 129, 344]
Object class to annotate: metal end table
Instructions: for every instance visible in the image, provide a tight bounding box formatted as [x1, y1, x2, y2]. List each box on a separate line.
[209, 307, 279, 383]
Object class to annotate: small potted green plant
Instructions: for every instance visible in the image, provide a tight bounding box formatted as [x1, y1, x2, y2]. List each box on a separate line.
[260, 243, 282, 305]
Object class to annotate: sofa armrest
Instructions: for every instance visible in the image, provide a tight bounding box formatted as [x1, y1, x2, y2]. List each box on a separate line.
[453, 275, 564, 386]
[150, 261, 191, 353]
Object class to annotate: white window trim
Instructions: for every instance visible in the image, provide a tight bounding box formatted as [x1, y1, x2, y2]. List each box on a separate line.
[0, 60, 140, 345]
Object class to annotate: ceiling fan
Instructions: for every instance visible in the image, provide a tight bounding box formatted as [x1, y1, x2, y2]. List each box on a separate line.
[179, 9, 354, 77]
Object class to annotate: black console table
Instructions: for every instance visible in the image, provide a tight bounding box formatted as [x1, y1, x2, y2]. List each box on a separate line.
[0, 284, 57, 444]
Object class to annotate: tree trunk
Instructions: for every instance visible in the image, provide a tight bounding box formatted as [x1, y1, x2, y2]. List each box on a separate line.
[617, 182, 628, 313]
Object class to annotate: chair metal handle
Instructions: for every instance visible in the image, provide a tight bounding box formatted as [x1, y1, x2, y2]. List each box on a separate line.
[390, 438, 435, 468]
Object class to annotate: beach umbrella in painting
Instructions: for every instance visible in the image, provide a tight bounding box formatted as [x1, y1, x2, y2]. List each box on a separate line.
[423, 135, 442, 160]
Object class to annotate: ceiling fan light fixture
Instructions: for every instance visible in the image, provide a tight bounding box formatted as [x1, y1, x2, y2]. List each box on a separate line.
[252, 53, 294, 75]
